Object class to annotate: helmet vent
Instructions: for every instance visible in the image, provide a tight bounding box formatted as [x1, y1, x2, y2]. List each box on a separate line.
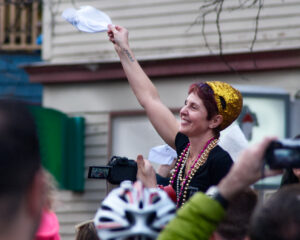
[168, 208, 176, 214]
[120, 194, 129, 203]
[151, 195, 161, 204]
[125, 210, 135, 225]
[101, 205, 112, 211]
[146, 212, 157, 225]
[99, 217, 113, 222]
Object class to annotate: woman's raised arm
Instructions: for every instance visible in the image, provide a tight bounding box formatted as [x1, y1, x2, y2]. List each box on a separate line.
[108, 25, 179, 148]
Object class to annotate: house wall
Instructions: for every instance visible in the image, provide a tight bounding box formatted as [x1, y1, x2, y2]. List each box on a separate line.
[43, 0, 300, 63]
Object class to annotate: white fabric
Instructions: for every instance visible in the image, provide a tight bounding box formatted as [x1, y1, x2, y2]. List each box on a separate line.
[148, 144, 177, 165]
[62, 6, 112, 33]
[219, 123, 249, 162]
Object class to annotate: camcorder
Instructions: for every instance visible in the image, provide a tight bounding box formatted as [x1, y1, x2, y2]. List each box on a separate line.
[265, 139, 300, 169]
[88, 156, 137, 184]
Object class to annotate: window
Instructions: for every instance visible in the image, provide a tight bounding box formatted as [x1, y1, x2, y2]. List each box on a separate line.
[0, 0, 41, 51]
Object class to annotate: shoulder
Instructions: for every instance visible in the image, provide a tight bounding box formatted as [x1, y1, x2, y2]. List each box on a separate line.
[207, 146, 233, 185]
[209, 145, 232, 160]
[208, 145, 233, 166]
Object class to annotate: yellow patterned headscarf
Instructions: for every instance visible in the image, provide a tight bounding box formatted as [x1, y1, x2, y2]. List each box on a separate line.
[206, 81, 243, 130]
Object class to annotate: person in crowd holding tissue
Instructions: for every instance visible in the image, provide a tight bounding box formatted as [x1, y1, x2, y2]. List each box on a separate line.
[107, 25, 243, 208]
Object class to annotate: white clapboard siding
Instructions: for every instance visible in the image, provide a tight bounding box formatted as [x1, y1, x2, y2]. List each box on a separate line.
[43, 0, 300, 62]
[52, 112, 109, 240]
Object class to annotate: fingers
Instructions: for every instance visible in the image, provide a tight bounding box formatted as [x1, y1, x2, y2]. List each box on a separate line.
[115, 25, 122, 31]
[107, 24, 118, 44]
[107, 24, 115, 32]
[108, 24, 121, 34]
[257, 136, 277, 156]
[136, 154, 145, 169]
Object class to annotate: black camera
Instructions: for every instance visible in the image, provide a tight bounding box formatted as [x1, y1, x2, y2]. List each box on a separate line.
[265, 139, 300, 169]
[88, 156, 137, 184]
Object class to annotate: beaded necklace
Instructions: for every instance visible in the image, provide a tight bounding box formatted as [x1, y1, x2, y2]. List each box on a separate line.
[169, 138, 218, 208]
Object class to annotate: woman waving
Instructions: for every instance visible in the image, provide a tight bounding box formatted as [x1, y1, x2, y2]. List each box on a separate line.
[108, 25, 243, 207]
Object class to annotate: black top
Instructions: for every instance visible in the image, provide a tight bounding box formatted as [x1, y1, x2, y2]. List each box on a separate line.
[172, 132, 233, 206]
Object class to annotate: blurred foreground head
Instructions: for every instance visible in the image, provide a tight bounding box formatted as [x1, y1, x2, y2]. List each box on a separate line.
[212, 188, 257, 240]
[0, 99, 44, 240]
[249, 184, 300, 240]
[94, 181, 176, 240]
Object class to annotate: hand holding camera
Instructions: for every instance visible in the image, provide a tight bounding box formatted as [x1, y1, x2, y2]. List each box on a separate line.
[265, 139, 300, 169]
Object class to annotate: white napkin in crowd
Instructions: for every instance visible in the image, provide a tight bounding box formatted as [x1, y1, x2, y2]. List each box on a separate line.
[148, 145, 177, 165]
[62, 6, 112, 33]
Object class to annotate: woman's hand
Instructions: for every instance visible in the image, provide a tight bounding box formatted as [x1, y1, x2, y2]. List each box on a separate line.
[107, 25, 129, 52]
[136, 155, 157, 188]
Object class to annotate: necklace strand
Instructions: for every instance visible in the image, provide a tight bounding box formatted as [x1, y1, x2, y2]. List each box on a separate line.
[169, 138, 218, 208]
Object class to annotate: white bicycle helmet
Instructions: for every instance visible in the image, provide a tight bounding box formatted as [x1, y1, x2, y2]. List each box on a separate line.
[94, 180, 176, 240]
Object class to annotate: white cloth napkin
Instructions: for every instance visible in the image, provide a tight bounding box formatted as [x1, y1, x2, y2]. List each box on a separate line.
[148, 145, 177, 165]
[62, 6, 112, 33]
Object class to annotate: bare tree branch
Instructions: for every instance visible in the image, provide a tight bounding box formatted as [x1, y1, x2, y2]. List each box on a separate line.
[216, 0, 224, 55]
[250, 0, 263, 52]
[191, 0, 264, 55]
[187, 0, 264, 77]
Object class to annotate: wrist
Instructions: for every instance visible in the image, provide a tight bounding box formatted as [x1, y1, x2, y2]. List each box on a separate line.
[116, 44, 129, 53]
[117, 47, 135, 62]
[218, 172, 245, 201]
[206, 186, 229, 209]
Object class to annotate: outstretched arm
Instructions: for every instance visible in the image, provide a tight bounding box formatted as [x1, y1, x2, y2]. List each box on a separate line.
[107, 25, 179, 148]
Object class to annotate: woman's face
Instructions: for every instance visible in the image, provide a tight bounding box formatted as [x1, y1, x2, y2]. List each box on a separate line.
[292, 168, 300, 180]
[179, 92, 211, 137]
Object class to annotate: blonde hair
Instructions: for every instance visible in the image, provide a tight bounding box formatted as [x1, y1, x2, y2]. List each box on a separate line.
[75, 220, 98, 240]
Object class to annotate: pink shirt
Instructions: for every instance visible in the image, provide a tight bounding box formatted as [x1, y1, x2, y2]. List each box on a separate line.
[35, 210, 61, 240]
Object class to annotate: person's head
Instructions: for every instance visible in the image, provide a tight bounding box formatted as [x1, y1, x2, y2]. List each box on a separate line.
[249, 184, 300, 240]
[94, 181, 176, 240]
[0, 99, 45, 240]
[211, 188, 257, 240]
[75, 220, 99, 240]
[180, 81, 242, 138]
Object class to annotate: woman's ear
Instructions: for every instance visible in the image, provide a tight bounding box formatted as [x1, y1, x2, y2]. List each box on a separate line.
[209, 115, 223, 129]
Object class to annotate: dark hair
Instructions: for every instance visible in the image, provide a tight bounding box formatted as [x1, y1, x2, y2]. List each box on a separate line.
[188, 82, 220, 137]
[249, 184, 300, 240]
[216, 188, 257, 240]
[0, 99, 41, 228]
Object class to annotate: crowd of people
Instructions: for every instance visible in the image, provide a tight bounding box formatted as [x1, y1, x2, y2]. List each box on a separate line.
[1, 23, 300, 240]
